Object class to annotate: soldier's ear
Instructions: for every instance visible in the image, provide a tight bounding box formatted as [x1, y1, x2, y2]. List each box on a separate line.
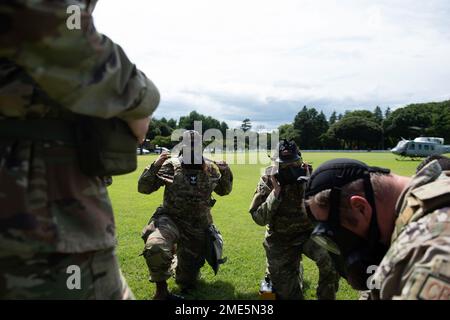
[349, 196, 372, 227]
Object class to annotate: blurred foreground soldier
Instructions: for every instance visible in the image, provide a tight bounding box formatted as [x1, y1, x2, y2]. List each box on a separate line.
[138, 130, 233, 300]
[249, 140, 339, 300]
[0, 1, 160, 299]
[305, 157, 450, 299]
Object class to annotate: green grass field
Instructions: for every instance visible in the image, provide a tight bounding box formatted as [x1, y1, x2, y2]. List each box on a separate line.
[108, 152, 427, 300]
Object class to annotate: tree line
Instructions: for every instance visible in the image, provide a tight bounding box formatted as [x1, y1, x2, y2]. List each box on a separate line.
[280, 100, 450, 150]
[144, 111, 229, 149]
[144, 100, 450, 150]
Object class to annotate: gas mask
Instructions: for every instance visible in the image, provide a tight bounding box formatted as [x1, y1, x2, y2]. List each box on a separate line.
[179, 130, 204, 171]
[180, 151, 204, 171]
[305, 158, 391, 290]
[275, 165, 307, 186]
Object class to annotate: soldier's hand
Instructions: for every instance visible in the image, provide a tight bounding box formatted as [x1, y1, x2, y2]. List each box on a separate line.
[155, 151, 170, 167]
[127, 117, 151, 143]
[302, 162, 313, 176]
[270, 168, 282, 199]
[215, 160, 229, 171]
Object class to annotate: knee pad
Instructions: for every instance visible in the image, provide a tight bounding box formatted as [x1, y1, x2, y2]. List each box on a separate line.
[143, 243, 172, 266]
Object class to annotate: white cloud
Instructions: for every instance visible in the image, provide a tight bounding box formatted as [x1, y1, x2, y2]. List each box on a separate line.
[94, 0, 450, 129]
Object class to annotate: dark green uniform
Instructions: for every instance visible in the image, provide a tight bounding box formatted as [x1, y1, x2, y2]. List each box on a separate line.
[372, 160, 450, 299]
[249, 166, 339, 300]
[139, 157, 233, 289]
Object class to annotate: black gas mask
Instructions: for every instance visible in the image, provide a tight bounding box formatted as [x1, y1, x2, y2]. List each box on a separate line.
[180, 151, 204, 171]
[179, 130, 204, 171]
[305, 158, 391, 290]
[275, 165, 307, 186]
[273, 139, 307, 185]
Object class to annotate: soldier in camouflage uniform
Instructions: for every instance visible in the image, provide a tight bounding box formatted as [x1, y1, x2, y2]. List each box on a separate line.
[138, 131, 233, 300]
[249, 140, 339, 300]
[305, 157, 450, 300]
[0, 1, 160, 299]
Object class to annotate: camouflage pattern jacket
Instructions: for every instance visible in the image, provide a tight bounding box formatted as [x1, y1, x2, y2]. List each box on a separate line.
[372, 160, 450, 300]
[138, 157, 233, 233]
[0, 1, 160, 253]
[249, 165, 313, 237]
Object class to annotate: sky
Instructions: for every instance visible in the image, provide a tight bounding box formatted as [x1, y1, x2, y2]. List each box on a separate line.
[94, 0, 450, 130]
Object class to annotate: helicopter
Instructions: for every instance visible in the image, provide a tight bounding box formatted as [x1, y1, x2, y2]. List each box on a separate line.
[391, 137, 450, 160]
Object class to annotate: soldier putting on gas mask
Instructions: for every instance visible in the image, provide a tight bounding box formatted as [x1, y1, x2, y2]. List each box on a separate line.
[249, 140, 339, 300]
[138, 130, 233, 300]
[304, 157, 450, 300]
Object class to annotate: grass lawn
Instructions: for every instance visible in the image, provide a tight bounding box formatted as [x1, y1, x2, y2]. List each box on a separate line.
[108, 152, 428, 300]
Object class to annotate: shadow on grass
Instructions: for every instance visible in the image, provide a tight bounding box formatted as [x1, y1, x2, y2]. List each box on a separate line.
[171, 279, 259, 300]
[170, 278, 314, 300]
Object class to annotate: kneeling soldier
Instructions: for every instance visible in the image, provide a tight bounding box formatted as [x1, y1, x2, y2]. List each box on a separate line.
[138, 131, 233, 299]
[249, 140, 339, 300]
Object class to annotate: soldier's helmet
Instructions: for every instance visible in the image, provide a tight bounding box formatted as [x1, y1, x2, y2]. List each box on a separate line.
[181, 130, 202, 146]
[274, 139, 302, 163]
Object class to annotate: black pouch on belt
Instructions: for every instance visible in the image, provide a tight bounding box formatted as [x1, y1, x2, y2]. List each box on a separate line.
[75, 116, 138, 176]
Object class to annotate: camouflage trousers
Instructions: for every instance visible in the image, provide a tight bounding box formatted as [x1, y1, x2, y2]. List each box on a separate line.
[142, 214, 207, 290]
[0, 247, 134, 300]
[264, 232, 339, 300]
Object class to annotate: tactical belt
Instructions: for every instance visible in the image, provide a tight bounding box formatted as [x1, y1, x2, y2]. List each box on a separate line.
[0, 119, 76, 144]
[0, 118, 137, 176]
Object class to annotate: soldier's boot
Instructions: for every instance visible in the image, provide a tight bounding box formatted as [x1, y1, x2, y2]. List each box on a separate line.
[270, 271, 304, 300]
[174, 245, 204, 294]
[153, 281, 184, 300]
[176, 270, 201, 294]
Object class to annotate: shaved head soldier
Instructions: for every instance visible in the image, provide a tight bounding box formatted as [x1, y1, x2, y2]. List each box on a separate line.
[305, 157, 450, 299]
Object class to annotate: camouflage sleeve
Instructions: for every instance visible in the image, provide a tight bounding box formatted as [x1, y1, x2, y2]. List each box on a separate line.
[0, 1, 159, 120]
[214, 164, 233, 196]
[248, 177, 281, 226]
[138, 161, 174, 195]
[374, 208, 450, 300]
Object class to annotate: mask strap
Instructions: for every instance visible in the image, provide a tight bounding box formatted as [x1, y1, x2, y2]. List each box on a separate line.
[362, 171, 381, 246]
[328, 187, 341, 229]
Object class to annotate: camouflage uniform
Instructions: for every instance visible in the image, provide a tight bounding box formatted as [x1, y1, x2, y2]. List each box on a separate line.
[249, 166, 339, 300]
[372, 160, 450, 300]
[138, 157, 233, 289]
[0, 1, 159, 299]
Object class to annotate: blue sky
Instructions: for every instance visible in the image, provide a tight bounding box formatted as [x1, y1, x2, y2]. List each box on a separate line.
[94, 0, 450, 130]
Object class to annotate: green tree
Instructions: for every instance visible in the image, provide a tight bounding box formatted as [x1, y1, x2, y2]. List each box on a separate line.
[385, 107, 392, 119]
[374, 106, 383, 124]
[329, 111, 337, 125]
[151, 135, 177, 148]
[146, 123, 161, 140]
[293, 106, 329, 149]
[178, 111, 225, 132]
[178, 111, 204, 130]
[167, 118, 177, 129]
[430, 102, 450, 143]
[320, 128, 342, 149]
[146, 118, 174, 140]
[343, 110, 376, 121]
[332, 116, 382, 149]
[278, 123, 299, 141]
[241, 118, 252, 132]
[383, 105, 433, 146]
[220, 121, 229, 137]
